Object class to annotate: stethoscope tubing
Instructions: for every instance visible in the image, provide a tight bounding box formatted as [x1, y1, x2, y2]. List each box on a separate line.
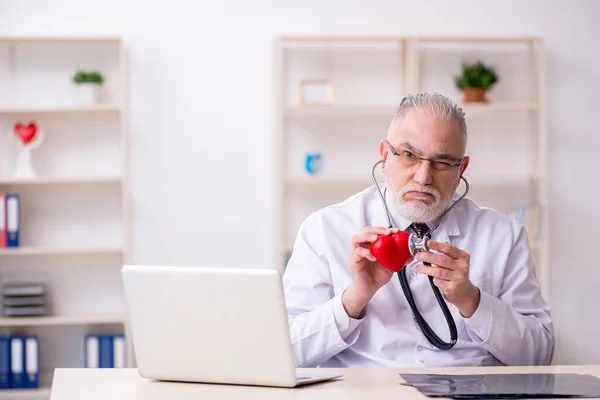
[371, 158, 470, 350]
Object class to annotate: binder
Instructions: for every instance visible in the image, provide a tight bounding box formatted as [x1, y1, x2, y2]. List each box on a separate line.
[0, 336, 9, 390]
[98, 335, 114, 368]
[85, 334, 125, 368]
[113, 335, 126, 368]
[85, 335, 99, 368]
[6, 194, 19, 247]
[9, 337, 24, 389]
[0, 193, 6, 248]
[24, 336, 39, 388]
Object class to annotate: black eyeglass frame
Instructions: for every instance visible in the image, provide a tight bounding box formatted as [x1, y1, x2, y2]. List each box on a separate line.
[385, 140, 465, 171]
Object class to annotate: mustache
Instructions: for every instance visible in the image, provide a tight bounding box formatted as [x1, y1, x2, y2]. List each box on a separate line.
[399, 184, 441, 201]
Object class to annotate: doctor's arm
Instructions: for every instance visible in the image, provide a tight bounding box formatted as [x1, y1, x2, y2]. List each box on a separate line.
[282, 216, 366, 368]
[461, 226, 555, 366]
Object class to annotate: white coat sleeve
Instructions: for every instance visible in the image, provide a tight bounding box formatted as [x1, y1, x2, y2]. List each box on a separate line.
[462, 225, 555, 365]
[282, 213, 365, 367]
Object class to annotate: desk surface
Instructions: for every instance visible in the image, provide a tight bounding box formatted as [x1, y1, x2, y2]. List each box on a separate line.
[49, 365, 600, 400]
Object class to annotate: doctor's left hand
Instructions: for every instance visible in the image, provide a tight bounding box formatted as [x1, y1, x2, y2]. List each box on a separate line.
[415, 240, 481, 318]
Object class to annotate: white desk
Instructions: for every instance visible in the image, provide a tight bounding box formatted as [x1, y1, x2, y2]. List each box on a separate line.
[49, 365, 600, 400]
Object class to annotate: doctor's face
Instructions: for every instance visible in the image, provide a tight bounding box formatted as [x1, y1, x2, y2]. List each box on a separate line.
[380, 109, 469, 223]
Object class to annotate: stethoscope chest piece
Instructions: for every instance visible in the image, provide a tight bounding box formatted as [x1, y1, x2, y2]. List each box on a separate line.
[408, 234, 429, 256]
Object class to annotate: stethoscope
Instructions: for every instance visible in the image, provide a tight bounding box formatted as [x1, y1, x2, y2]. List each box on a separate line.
[371, 159, 470, 350]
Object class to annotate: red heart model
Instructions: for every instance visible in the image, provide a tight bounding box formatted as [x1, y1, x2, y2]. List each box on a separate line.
[15, 122, 37, 145]
[370, 231, 413, 272]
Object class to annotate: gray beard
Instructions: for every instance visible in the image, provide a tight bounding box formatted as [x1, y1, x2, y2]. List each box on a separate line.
[386, 178, 456, 223]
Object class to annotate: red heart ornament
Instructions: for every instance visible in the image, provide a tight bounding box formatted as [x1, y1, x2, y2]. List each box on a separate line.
[370, 231, 413, 272]
[15, 122, 37, 145]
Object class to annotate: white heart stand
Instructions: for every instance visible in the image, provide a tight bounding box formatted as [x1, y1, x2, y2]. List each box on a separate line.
[14, 130, 45, 180]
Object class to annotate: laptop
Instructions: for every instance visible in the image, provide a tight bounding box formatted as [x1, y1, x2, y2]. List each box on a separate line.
[121, 264, 342, 387]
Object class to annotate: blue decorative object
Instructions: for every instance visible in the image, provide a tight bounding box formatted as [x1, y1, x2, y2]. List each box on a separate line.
[304, 153, 322, 175]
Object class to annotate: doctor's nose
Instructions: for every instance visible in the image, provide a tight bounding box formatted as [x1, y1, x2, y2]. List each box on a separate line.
[413, 160, 434, 186]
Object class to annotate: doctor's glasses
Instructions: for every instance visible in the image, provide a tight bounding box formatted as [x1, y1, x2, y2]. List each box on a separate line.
[385, 140, 464, 172]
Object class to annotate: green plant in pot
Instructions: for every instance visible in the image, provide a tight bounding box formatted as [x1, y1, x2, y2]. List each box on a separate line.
[72, 71, 104, 105]
[454, 61, 499, 103]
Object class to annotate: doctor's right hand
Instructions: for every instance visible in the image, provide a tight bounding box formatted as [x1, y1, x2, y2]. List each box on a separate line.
[342, 227, 400, 319]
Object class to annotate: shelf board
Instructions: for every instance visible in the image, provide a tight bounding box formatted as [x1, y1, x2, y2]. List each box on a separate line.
[415, 36, 540, 44]
[284, 105, 397, 117]
[0, 35, 121, 44]
[462, 102, 538, 113]
[467, 174, 540, 187]
[0, 315, 125, 327]
[0, 388, 51, 399]
[286, 176, 376, 187]
[286, 175, 538, 188]
[0, 246, 123, 256]
[283, 103, 537, 118]
[0, 105, 122, 114]
[0, 177, 121, 186]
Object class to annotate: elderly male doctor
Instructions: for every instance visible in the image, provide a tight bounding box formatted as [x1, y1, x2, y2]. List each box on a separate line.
[282, 92, 554, 368]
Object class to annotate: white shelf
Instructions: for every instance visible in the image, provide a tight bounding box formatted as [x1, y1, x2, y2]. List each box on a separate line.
[0, 388, 51, 399]
[0, 177, 121, 186]
[284, 105, 397, 117]
[0, 246, 122, 256]
[0, 315, 125, 327]
[286, 176, 374, 187]
[286, 174, 538, 188]
[415, 36, 540, 44]
[467, 174, 540, 187]
[0, 105, 121, 115]
[0, 35, 134, 368]
[462, 102, 538, 113]
[282, 103, 536, 118]
[0, 35, 122, 44]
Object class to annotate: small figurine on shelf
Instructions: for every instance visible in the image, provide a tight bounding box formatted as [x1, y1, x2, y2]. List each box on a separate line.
[304, 152, 323, 175]
[72, 70, 104, 106]
[13, 122, 45, 180]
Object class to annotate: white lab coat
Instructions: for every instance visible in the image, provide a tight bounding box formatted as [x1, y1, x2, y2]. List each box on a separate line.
[282, 183, 554, 368]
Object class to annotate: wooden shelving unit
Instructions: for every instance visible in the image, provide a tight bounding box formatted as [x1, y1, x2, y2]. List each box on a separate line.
[0, 246, 123, 256]
[0, 387, 51, 399]
[274, 35, 549, 301]
[0, 35, 132, 397]
[0, 105, 121, 115]
[0, 315, 125, 327]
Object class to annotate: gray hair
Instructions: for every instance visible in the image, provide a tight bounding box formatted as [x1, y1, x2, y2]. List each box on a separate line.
[389, 92, 467, 139]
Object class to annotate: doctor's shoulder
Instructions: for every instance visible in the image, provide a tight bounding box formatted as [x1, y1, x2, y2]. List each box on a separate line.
[458, 197, 531, 244]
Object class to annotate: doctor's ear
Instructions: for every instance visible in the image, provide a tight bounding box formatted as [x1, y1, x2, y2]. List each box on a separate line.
[379, 140, 389, 160]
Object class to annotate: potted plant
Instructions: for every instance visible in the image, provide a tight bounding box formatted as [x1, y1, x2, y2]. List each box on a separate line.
[72, 71, 104, 105]
[454, 61, 499, 103]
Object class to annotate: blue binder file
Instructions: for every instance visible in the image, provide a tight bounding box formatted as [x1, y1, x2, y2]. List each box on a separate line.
[9, 336, 24, 389]
[98, 335, 114, 368]
[0, 336, 9, 390]
[6, 194, 19, 247]
[24, 336, 39, 388]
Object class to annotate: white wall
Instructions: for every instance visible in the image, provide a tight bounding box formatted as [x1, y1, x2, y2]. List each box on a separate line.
[1, 0, 599, 365]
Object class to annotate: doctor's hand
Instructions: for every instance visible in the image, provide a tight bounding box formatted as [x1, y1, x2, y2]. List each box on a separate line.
[343, 227, 407, 319]
[415, 240, 480, 318]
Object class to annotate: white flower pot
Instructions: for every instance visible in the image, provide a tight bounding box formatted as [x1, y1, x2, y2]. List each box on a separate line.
[75, 84, 101, 106]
